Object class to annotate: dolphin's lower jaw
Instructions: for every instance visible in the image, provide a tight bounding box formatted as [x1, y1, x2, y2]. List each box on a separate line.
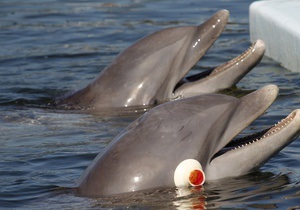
[205, 109, 300, 180]
[173, 39, 265, 99]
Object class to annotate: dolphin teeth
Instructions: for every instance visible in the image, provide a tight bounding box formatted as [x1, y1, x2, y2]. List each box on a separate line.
[228, 112, 296, 155]
[227, 112, 296, 154]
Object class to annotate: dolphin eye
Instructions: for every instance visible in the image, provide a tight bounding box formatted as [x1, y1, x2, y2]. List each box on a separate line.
[174, 159, 205, 187]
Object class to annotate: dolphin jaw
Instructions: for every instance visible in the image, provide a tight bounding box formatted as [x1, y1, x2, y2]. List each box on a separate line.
[205, 109, 300, 181]
[209, 39, 265, 77]
[173, 40, 266, 99]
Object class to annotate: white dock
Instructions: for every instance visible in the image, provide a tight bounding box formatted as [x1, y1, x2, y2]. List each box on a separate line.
[250, 0, 300, 72]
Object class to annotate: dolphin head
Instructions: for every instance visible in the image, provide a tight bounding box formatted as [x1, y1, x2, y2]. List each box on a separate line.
[76, 84, 300, 197]
[56, 10, 265, 111]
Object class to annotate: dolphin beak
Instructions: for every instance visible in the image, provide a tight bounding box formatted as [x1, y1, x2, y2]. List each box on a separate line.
[174, 40, 266, 99]
[206, 109, 300, 180]
[205, 85, 300, 180]
[203, 84, 278, 158]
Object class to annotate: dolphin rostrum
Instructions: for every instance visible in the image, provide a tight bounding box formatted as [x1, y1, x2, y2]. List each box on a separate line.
[55, 10, 265, 112]
[76, 84, 300, 197]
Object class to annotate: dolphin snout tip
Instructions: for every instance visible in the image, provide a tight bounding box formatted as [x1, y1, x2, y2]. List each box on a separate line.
[243, 85, 279, 107]
[295, 109, 300, 114]
[255, 39, 265, 46]
[196, 9, 229, 35]
[219, 9, 229, 15]
[253, 39, 265, 53]
[263, 84, 279, 92]
[261, 84, 279, 99]
[215, 9, 229, 20]
[197, 9, 229, 29]
[292, 109, 300, 120]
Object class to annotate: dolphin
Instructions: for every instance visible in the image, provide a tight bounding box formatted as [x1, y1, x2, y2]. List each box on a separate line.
[76, 84, 300, 197]
[55, 10, 265, 112]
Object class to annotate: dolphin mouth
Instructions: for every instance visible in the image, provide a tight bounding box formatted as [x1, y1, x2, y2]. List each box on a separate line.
[174, 40, 265, 99]
[213, 110, 298, 158]
[205, 109, 300, 181]
[185, 40, 263, 83]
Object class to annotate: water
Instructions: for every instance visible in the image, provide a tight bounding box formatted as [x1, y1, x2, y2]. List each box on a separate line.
[1, 0, 300, 209]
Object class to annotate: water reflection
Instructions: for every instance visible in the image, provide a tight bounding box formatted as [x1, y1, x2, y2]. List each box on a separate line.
[89, 186, 206, 209]
[64, 171, 294, 209]
[1, 0, 300, 209]
[205, 171, 290, 209]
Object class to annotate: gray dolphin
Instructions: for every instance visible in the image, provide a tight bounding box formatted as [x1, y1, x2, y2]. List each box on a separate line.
[76, 84, 300, 197]
[55, 10, 265, 112]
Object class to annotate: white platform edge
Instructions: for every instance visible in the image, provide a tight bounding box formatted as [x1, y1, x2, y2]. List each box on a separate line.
[250, 0, 300, 72]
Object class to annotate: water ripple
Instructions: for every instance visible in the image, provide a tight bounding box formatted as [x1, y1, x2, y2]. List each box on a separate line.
[0, 0, 300, 209]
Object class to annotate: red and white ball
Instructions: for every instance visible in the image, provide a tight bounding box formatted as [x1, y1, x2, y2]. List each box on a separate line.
[174, 159, 205, 187]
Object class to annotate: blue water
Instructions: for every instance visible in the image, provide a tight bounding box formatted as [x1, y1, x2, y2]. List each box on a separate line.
[1, 0, 300, 209]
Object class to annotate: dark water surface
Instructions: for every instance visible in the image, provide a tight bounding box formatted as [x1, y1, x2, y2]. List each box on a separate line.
[1, 0, 300, 209]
